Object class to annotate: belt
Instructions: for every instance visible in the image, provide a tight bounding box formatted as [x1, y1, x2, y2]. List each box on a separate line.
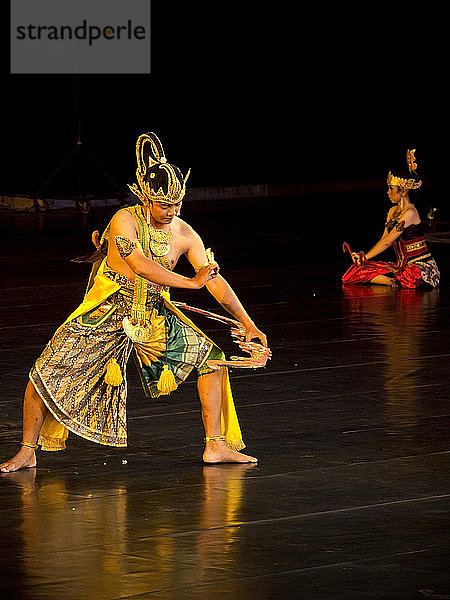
[404, 240, 427, 252]
[104, 270, 168, 298]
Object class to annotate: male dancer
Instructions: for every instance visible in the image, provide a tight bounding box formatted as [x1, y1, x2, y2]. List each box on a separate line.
[1, 132, 267, 473]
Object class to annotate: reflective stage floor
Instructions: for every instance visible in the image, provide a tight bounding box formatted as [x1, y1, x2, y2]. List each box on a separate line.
[0, 202, 449, 599]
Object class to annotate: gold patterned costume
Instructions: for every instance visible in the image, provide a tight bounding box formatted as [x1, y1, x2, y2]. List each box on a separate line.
[31, 131, 250, 453]
[32, 205, 245, 452]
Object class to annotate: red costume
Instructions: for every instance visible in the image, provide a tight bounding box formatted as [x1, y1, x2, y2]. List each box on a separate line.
[342, 149, 439, 289]
[342, 222, 439, 288]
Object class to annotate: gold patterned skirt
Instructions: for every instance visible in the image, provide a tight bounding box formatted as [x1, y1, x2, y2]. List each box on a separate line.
[30, 274, 218, 448]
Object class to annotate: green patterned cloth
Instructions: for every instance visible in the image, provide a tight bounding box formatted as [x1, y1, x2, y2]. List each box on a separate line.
[32, 277, 223, 449]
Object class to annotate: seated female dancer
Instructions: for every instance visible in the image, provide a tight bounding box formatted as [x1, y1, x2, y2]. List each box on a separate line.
[342, 150, 440, 289]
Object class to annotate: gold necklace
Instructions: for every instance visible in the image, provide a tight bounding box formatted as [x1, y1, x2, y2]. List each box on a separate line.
[149, 225, 172, 257]
[141, 205, 172, 257]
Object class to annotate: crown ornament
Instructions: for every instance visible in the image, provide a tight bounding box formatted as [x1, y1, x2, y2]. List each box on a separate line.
[128, 132, 190, 204]
[387, 172, 422, 190]
[387, 148, 422, 191]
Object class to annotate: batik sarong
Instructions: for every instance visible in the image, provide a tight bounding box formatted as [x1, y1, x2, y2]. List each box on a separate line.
[31, 261, 244, 452]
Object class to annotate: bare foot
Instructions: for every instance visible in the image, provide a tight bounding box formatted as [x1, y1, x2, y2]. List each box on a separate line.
[203, 440, 258, 464]
[0, 447, 37, 473]
[0, 466, 37, 488]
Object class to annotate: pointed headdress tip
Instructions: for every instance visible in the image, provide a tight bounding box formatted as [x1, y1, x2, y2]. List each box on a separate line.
[131, 132, 188, 204]
[406, 148, 418, 174]
[136, 132, 167, 171]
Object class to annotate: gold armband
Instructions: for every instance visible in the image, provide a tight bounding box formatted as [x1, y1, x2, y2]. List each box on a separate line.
[115, 236, 140, 259]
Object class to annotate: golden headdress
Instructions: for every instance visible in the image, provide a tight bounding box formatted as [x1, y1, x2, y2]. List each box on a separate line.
[387, 148, 422, 191]
[128, 132, 190, 204]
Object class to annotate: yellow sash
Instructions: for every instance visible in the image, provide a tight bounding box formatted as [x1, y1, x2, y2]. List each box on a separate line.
[161, 291, 244, 451]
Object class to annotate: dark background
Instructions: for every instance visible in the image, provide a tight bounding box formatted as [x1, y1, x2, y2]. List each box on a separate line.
[2, 10, 450, 600]
[0, 3, 446, 213]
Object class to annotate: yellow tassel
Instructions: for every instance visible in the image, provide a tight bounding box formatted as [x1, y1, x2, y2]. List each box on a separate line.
[104, 359, 123, 386]
[157, 365, 178, 395]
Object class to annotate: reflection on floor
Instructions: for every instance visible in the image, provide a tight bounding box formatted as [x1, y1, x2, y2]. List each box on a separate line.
[0, 205, 449, 600]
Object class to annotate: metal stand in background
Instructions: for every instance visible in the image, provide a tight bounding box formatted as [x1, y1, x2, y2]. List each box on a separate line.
[34, 119, 125, 213]
[34, 77, 125, 213]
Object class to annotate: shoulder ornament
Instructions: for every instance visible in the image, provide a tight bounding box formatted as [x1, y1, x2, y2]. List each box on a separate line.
[115, 236, 141, 259]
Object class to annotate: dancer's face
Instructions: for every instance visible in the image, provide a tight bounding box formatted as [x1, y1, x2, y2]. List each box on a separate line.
[149, 200, 182, 225]
[387, 184, 403, 205]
